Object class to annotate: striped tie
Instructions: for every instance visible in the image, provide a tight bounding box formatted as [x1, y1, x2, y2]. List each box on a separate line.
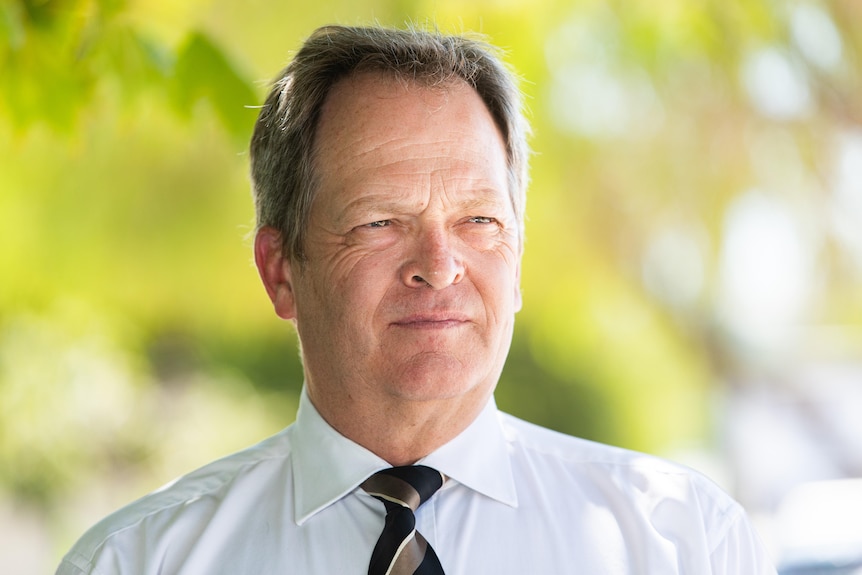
[361, 465, 446, 575]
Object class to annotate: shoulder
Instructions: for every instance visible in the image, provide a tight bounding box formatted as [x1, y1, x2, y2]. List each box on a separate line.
[498, 411, 743, 529]
[494, 412, 775, 572]
[58, 426, 295, 574]
[500, 409, 713, 476]
[498, 410, 673, 466]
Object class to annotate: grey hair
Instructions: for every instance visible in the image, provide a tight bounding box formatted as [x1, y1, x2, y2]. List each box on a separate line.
[249, 25, 530, 262]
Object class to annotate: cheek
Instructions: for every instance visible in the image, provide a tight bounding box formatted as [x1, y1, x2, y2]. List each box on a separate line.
[324, 253, 397, 319]
[477, 244, 520, 283]
[473, 257, 521, 315]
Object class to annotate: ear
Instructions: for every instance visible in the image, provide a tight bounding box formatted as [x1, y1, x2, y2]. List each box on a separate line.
[254, 226, 297, 320]
[513, 262, 523, 313]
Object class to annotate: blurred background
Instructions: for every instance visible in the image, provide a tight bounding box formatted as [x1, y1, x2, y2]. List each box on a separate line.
[2, 0, 862, 572]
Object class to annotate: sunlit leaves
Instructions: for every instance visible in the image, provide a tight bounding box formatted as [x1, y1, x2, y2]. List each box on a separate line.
[0, 0, 257, 140]
[0, 0, 92, 131]
[0, 1, 27, 50]
[169, 31, 258, 143]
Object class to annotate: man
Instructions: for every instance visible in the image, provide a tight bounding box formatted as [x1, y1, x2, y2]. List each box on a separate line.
[57, 25, 777, 574]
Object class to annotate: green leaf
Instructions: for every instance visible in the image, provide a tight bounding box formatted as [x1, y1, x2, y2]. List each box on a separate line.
[85, 23, 173, 96]
[170, 30, 259, 143]
[0, 1, 27, 51]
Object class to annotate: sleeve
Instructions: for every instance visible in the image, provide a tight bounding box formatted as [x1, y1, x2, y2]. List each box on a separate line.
[55, 553, 96, 575]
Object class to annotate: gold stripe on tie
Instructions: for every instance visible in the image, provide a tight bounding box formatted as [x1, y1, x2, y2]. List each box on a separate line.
[388, 530, 427, 575]
[362, 466, 446, 575]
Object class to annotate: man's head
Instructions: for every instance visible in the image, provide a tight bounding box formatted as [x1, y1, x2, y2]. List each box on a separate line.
[251, 25, 531, 462]
[249, 25, 530, 262]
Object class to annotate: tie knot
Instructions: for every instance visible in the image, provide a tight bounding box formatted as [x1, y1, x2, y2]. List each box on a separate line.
[361, 465, 445, 512]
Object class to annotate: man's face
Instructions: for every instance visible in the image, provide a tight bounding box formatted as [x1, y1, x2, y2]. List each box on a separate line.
[283, 73, 521, 415]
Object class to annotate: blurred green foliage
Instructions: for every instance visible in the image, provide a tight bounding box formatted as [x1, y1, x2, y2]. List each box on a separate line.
[2, 0, 862, 567]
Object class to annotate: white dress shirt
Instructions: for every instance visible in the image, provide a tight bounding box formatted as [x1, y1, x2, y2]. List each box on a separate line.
[57, 389, 777, 574]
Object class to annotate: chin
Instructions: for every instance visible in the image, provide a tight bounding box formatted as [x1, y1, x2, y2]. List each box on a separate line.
[386, 354, 494, 402]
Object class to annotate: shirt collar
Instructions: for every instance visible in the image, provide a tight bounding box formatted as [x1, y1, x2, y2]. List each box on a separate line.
[290, 388, 389, 525]
[418, 397, 518, 508]
[290, 388, 518, 525]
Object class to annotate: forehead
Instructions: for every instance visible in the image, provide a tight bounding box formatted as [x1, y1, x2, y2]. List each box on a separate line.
[311, 72, 509, 203]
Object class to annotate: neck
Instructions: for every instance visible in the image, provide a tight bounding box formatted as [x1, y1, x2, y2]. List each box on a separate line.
[307, 386, 491, 466]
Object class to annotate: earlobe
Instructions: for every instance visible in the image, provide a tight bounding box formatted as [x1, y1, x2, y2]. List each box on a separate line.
[254, 227, 297, 320]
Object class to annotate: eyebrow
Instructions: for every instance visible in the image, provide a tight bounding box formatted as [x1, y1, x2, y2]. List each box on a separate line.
[334, 187, 509, 226]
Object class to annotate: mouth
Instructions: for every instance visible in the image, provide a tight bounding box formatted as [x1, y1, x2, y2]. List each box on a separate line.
[390, 313, 470, 329]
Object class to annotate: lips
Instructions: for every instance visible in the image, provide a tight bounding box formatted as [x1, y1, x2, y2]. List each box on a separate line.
[390, 312, 470, 329]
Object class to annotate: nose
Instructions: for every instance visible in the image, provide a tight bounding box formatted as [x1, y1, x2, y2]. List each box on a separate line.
[400, 228, 464, 290]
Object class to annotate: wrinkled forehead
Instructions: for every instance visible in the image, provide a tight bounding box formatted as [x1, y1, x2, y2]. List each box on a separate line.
[310, 71, 520, 229]
[311, 72, 510, 208]
[317, 71, 478, 133]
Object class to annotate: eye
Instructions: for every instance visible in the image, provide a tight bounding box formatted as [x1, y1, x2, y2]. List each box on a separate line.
[364, 220, 392, 228]
[468, 216, 496, 224]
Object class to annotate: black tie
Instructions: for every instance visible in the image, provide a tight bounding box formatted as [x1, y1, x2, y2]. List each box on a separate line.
[361, 465, 446, 575]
